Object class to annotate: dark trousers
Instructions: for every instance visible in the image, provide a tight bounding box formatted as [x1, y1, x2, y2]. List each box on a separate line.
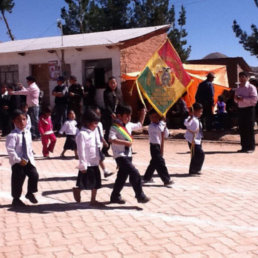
[143, 144, 170, 183]
[111, 157, 145, 200]
[53, 104, 67, 131]
[102, 117, 112, 154]
[11, 162, 39, 199]
[238, 107, 255, 151]
[201, 103, 213, 131]
[188, 142, 205, 174]
[0, 110, 12, 136]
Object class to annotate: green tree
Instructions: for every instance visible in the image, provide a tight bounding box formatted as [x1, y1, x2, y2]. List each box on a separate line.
[232, 0, 258, 58]
[0, 0, 15, 40]
[131, 1, 191, 62]
[60, 0, 191, 61]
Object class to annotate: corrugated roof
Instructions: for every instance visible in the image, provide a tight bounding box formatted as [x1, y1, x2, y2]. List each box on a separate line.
[0, 25, 170, 54]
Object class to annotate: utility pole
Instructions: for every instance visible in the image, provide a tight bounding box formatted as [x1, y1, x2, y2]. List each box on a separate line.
[57, 19, 66, 78]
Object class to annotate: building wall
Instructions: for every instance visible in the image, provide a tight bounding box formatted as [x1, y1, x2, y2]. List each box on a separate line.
[0, 46, 120, 108]
[120, 30, 167, 74]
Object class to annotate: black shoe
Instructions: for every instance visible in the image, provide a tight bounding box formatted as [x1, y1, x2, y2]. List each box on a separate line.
[137, 195, 150, 203]
[142, 178, 154, 184]
[237, 149, 246, 153]
[12, 198, 27, 208]
[110, 196, 126, 204]
[164, 180, 174, 187]
[25, 193, 38, 204]
[189, 171, 201, 176]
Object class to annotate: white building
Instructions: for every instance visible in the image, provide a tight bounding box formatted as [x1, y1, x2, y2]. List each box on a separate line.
[0, 25, 169, 108]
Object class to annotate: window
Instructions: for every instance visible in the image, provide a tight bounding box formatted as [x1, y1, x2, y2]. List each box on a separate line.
[0, 65, 19, 84]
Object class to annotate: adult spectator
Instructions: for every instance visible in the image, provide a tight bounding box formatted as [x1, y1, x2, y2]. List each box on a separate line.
[7, 84, 21, 112]
[102, 76, 123, 157]
[10, 76, 40, 139]
[83, 79, 96, 110]
[0, 84, 12, 136]
[234, 72, 258, 153]
[52, 76, 68, 131]
[68, 75, 83, 125]
[195, 73, 215, 131]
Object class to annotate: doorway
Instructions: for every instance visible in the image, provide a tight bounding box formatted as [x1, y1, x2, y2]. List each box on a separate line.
[31, 64, 50, 105]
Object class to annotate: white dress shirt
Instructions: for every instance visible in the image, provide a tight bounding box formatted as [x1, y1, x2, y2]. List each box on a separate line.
[76, 127, 100, 171]
[59, 120, 78, 135]
[148, 121, 169, 145]
[234, 82, 258, 108]
[184, 116, 203, 145]
[6, 128, 35, 166]
[12, 82, 40, 107]
[96, 122, 104, 148]
[26, 114, 32, 131]
[109, 121, 142, 159]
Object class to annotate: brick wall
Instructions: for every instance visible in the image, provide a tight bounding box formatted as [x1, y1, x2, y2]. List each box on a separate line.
[120, 30, 167, 74]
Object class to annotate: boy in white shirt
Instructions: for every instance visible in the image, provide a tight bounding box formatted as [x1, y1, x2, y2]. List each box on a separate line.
[143, 109, 173, 186]
[6, 109, 39, 208]
[109, 104, 150, 204]
[184, 103, 205, 175]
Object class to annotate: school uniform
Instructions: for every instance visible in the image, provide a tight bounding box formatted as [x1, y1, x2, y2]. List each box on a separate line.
[6, 128, 39, 199]
[184, 116, 205, 174]
[109, 120, 146, 201]
[75, 127, 101, 190]
[59, 120, 78, 151]
[143, 121, 171, 183]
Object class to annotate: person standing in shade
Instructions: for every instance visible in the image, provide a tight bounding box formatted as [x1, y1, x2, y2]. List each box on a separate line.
[103, 76, 122, 157]
[10, 76, 40, 139]
[83, 79, 96, 111]
[195, 73, 215, 131]
[0, 84, 12, 136]
[68, 75, 83, 125]
[234, 72, 258, 153]
[52, 76, 68, 132]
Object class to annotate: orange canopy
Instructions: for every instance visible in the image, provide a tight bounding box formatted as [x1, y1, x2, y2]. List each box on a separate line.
[122, 64, 230, 108]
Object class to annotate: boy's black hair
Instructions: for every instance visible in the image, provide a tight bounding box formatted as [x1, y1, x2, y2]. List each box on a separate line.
[239, 71, 248, 77]
[82, 108, 100, 125]
[192, 102, 203, 111]
[21, 102, 28, 109]
[41, 105, 52, 114]
[26, 76, 36, 82]
[69, 75, 77, 81]
[108, 76, 116, 82]
[116, 104, 132, 115]
[12, 109, 26, 120]
[218, 95, 224, 101]
[148, 108, 158, 116]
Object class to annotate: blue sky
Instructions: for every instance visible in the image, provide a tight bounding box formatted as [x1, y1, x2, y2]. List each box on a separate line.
[0, 0, 257, 66]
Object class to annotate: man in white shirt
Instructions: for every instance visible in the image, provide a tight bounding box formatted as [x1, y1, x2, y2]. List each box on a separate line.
[234, 72, 258, 153]
[10, 76, 40, 139]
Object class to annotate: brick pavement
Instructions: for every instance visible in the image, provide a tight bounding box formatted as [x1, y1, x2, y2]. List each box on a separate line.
[0, 136, 258, 257]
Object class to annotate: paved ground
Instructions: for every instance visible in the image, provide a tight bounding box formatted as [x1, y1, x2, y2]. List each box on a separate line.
[0, 135, 258, 257]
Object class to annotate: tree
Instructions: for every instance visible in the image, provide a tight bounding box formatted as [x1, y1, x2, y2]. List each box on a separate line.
[60, 0, 191, 61]
[232, 0, 258, 58]
[0, 0, 15, 40]
[168, 5, 191, 62]
[130, 1, 191, 62]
